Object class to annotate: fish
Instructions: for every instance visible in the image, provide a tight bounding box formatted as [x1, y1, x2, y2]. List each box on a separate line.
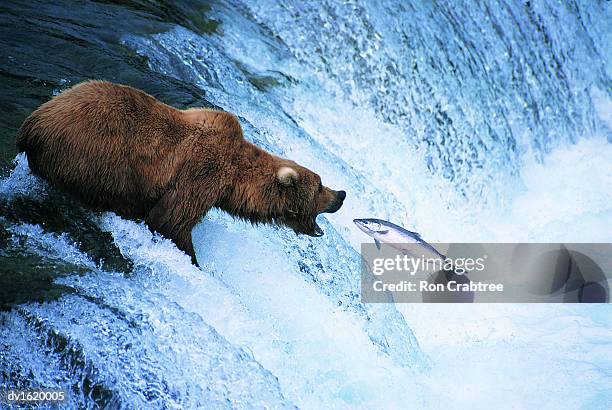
[353, 218, 446, 261]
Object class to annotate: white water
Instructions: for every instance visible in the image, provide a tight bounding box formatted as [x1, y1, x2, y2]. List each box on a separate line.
[2, 0, 612, 408]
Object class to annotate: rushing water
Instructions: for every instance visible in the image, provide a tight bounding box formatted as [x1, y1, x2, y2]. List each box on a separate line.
[1, 0, 611, 408]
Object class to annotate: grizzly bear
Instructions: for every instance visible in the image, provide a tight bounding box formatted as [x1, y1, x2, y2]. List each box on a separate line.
[16, 81, 346, 263]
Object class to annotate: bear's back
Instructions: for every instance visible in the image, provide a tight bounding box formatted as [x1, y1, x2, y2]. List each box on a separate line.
[19, 81, 184, 147]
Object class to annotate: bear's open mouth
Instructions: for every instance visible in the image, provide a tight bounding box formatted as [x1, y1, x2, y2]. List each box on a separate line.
[277, 214, 324, 237]
[312, 221, 324, 237]
[305, 214, 324, 237]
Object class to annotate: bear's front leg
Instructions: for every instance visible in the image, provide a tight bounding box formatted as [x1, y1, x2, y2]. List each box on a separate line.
[145, 182, 216, 266]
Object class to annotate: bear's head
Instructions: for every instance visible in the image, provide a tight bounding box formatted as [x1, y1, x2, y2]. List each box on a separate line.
[272, 164, 346, 237]
[221, 155, 345, 237]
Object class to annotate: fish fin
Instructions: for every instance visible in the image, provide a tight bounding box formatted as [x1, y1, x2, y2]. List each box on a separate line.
[375, 239, 381, 250]
[407, 230, 422, 239]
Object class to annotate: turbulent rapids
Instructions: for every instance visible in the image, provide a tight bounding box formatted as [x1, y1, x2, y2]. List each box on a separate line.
[0, 1, 611, 408]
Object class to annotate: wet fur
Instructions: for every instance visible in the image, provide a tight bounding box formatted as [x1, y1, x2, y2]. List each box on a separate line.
[17, 81, 343, 263]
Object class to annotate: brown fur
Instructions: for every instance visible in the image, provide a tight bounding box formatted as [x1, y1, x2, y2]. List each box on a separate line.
[17, 81, 346, 264]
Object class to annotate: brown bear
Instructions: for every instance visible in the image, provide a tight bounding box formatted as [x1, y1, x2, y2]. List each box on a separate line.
[16, 81, 346, 263]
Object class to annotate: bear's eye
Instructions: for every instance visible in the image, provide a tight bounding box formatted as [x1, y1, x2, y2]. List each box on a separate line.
[318, 182, 323, 193]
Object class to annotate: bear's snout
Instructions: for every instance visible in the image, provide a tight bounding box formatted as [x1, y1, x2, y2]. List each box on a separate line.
[323, 189, 346, 214]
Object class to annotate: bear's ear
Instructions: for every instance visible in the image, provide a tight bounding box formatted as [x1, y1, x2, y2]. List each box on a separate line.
[277, 166, 299, 187]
